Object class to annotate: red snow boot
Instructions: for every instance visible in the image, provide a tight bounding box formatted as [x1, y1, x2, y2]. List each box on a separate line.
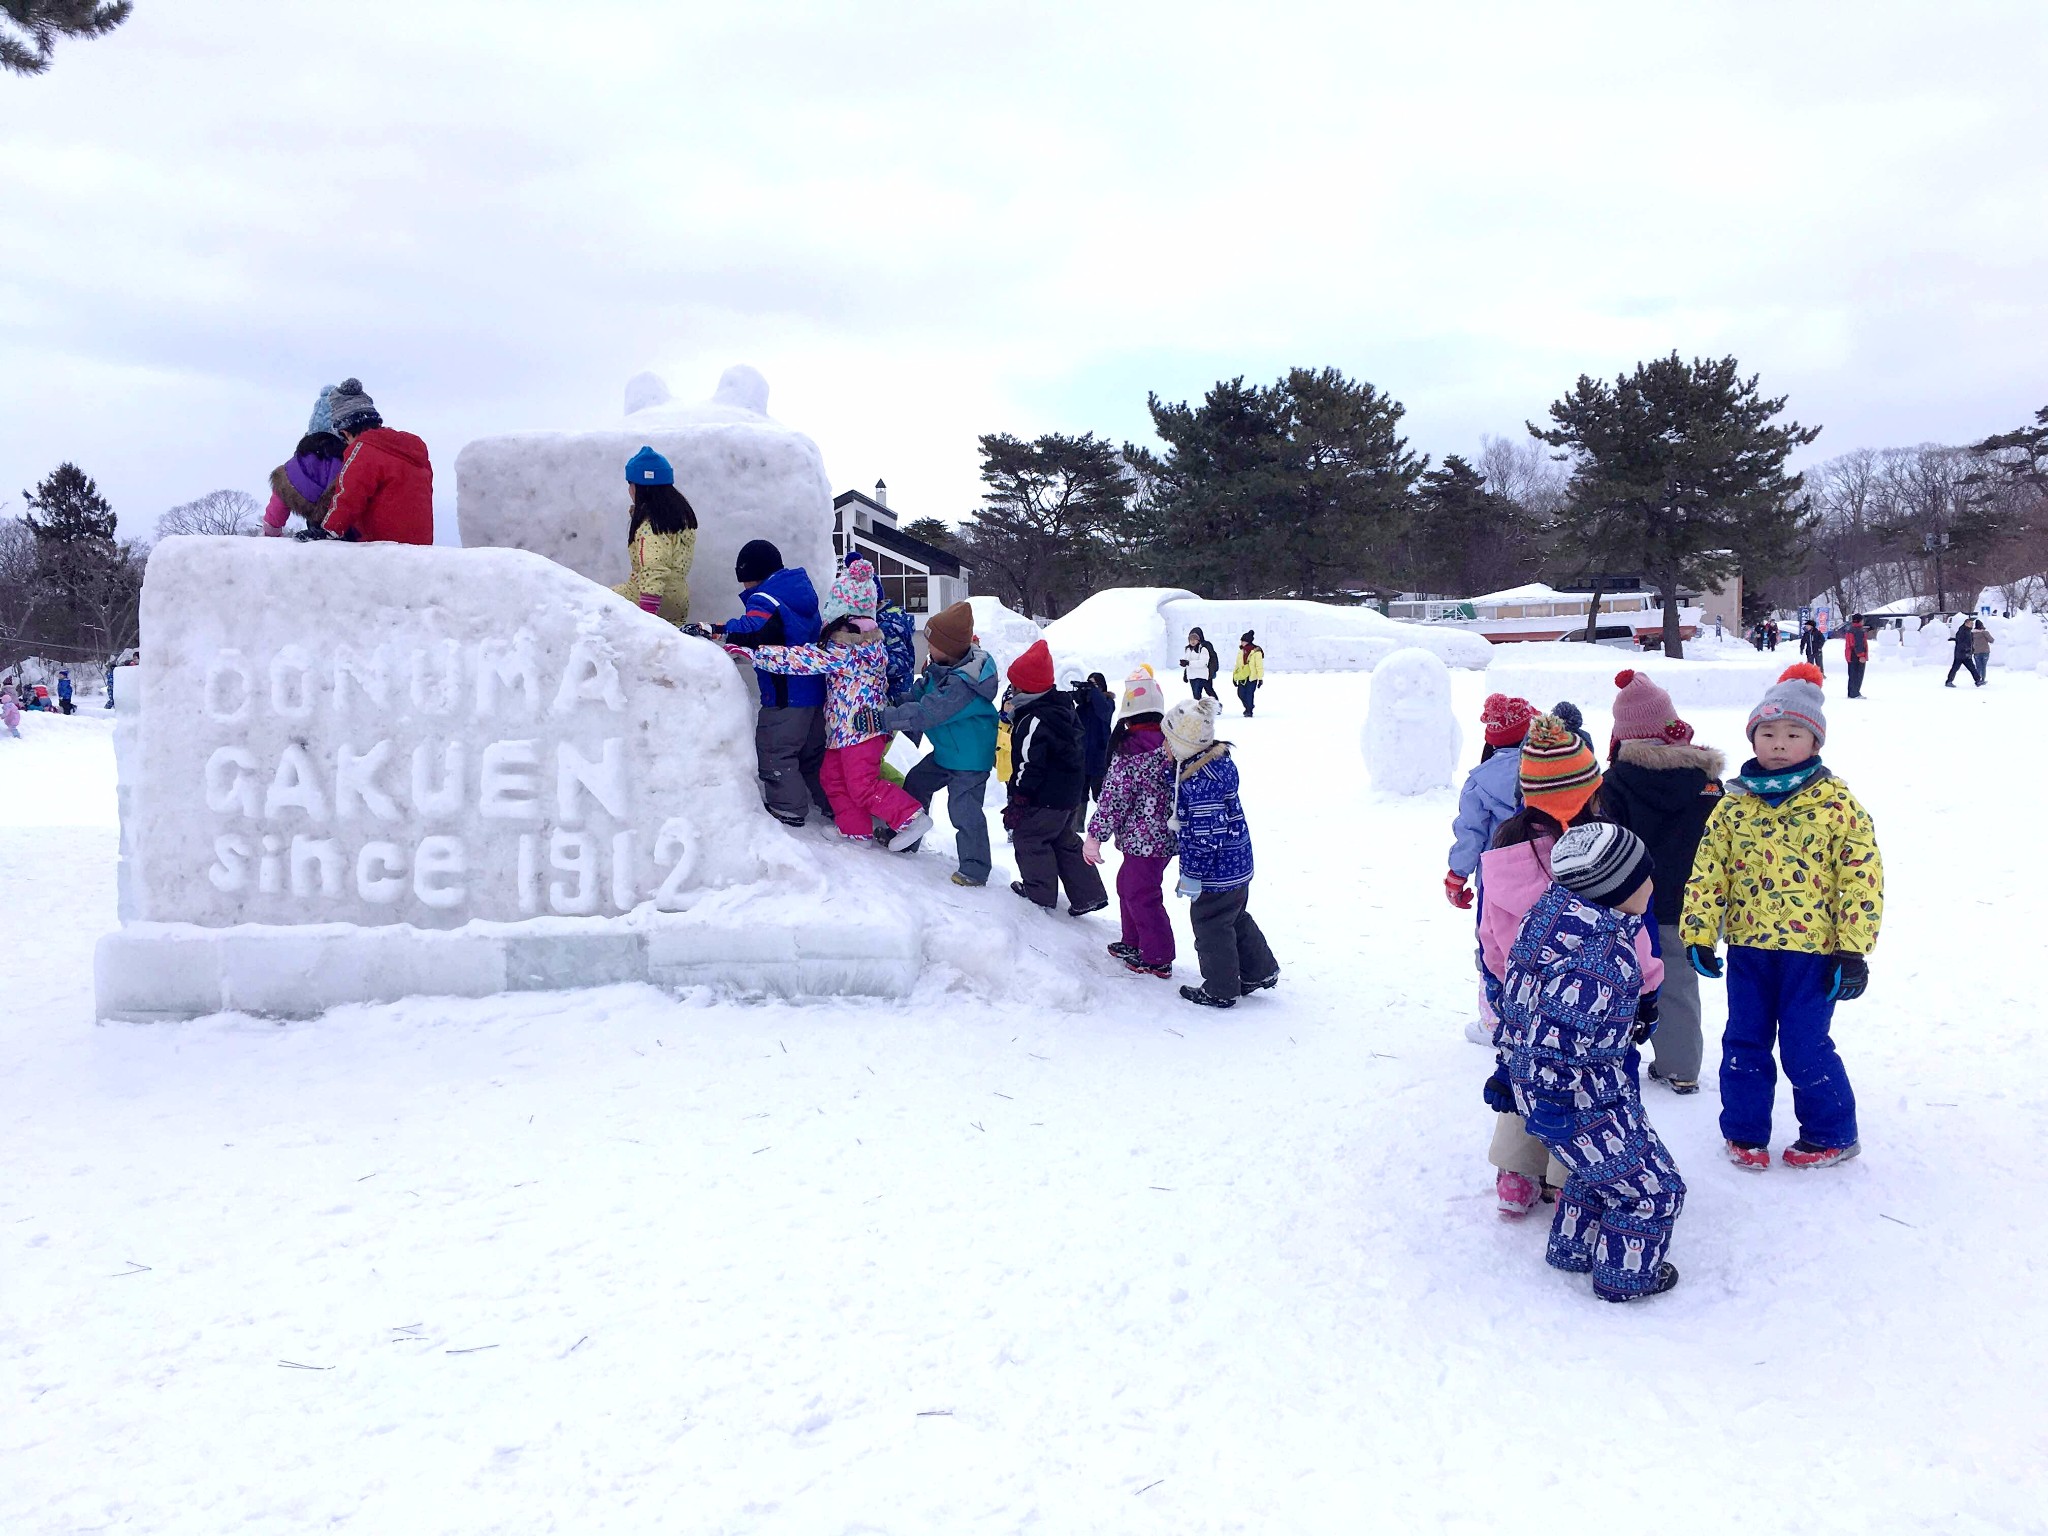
[1724, 1140, 1771, 1172]
[1782, 1140, 1861, 1170]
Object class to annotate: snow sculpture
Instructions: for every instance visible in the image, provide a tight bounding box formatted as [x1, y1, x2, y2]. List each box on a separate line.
[1988, 610, 2044, 672]
[1041, 588, 1492, 682]
[968, 595, 1048, 676]
[98, 538, 803, 1017]
[96, 540, 1118, 1021]
[455, 368, 836, 626]
[1361, 647, 1461, 794]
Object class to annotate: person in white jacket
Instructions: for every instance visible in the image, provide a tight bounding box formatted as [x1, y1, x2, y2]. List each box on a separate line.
[1179, 628, 1220, 700]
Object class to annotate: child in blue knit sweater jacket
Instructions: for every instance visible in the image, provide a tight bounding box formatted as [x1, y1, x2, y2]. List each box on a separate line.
[1161, 697, 1278, 1009]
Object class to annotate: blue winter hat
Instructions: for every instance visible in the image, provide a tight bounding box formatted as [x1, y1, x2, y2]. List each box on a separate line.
[307, 385, 339, 436]
[625, 446, 673, 486]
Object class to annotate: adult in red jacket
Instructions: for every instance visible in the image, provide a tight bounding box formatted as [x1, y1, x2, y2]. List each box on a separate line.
[306, 378, 434, 545]
[1842, 614, 1870, 699]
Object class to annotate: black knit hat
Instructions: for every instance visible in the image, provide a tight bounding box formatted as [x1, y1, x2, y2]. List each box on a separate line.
[734, 539, 783, 584]
[1550, 822, 1654, 910]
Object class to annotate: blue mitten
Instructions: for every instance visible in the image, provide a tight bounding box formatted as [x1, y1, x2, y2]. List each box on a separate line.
[1523, 1092, 1574, 1145]
[1482, 1067, 1515, 1114]
[1176, 874, 1202, 899]
[1686, 944, 1723, 979]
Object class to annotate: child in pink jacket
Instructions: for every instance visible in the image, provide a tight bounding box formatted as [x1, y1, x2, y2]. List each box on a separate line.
[1477, 715, 1664, 1218]
[737, 616, 932, 847]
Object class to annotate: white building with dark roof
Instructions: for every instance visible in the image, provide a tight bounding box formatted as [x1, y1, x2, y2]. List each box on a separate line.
[831, 479, 972, 615]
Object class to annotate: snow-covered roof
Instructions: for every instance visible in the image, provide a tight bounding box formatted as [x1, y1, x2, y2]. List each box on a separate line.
[1467, 582, 1567, 605]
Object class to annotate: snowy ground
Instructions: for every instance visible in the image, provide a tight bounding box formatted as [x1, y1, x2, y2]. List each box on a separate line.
[4, 659, 2044, 1535]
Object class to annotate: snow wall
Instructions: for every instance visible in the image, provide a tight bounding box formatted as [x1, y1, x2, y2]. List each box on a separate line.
[1482, 643, 1782, 710]
[1039, 588, 1493, 682]
[96, 539, 1105, 1021]
[453, 367, 836, 626]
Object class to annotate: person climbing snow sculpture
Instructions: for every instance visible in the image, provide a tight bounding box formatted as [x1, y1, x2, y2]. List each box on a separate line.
[298, 378, 435, 545]
[610, 447, 697, 624]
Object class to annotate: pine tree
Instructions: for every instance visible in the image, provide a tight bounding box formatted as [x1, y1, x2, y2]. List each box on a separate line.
[1974, 404, 2048, 489]
[1531, 354, 1821, 657]
[1136, 368, 1421, 599]
[955, 433, 1131, 618]
[1404, 455, 1544, 597]
[1, 1, 133, 76]
[23, 461, 117, 545]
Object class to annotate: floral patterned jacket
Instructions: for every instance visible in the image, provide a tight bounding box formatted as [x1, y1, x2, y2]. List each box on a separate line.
[1087, 728, 1177, 857]
[744, 635, 890, 749]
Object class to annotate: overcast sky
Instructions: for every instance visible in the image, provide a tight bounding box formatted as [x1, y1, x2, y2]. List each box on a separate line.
[3, 0, 2044, 542]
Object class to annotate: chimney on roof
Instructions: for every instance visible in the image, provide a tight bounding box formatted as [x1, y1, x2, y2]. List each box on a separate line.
[874, 478, 888, 509]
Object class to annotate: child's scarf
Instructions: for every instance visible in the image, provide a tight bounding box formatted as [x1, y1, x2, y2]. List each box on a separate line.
[1731, 756, 1826, 806]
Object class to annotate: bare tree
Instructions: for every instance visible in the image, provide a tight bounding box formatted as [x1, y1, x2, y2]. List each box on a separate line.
[157, 489, 262, 540]
[0, 515, 46, 673]
[1475, 433, 1568, 518]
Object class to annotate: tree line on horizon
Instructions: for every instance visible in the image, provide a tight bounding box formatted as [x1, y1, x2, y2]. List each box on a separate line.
[907, 362, 2048, 657]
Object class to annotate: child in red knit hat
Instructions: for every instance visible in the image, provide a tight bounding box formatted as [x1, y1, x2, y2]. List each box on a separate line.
[1445, 694, 1536, 1047]
[1004, 641, 1109, 916]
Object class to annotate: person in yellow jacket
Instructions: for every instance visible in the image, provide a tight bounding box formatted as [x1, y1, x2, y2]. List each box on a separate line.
[612, 446, 697, 624]
[1681, 663, 1883, 1173]
[1231, 629, 1265, 717]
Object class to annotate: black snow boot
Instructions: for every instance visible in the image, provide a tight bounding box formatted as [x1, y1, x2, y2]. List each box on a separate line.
[1179, 984, 1237, 1009]
[1601, 1262, 1679, 1303]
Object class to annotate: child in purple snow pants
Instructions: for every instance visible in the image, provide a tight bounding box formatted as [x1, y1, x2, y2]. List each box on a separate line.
[1085, 678, 1180, 975]
[1116, 853, 1175, 966]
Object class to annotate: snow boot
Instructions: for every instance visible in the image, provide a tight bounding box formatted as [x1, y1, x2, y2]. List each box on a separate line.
[1600, 1262, 1679, 1303]
[890, 810, 933, 851]
[1178, 984, 1237, 1009]
[1125, 959, 1172, 979]
[1463, 1018, 1492, 1045]
[949, 871, 985, 888]
[1495, 1169, 1539, 1218]
[1068, 896, 1109, 917]
[1240, 970, 1279, 996]
[1649, 1066, 1700, 1096]
[1107, 941, 1141, 963]
[1782, 1140, 1861, 1170]
[1010, 880, 1052, 909]
[1725, 1140, 1771, 1171]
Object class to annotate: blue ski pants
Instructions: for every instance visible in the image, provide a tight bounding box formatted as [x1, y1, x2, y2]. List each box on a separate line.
[1720, 946, 1858, 1150]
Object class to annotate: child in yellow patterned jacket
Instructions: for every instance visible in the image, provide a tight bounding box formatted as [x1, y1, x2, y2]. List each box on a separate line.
[1681, 663, 1883, 1172]
[611, 447, 697, 624]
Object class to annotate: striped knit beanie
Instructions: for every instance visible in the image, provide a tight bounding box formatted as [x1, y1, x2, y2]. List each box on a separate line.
[1747, 663, 1827, 748]
[1551, 822, 1654, 910]
[1518, 712, 1602, 823]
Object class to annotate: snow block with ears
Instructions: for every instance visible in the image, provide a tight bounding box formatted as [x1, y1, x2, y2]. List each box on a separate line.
[454, 367, 836, 628]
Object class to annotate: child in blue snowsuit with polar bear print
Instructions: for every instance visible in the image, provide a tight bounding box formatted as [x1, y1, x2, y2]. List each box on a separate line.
[1499, 821, 1685, 1302]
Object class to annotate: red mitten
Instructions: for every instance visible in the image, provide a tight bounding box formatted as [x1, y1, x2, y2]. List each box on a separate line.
[1444, 871, 1474, 910]
[638, 592, 663, 614]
